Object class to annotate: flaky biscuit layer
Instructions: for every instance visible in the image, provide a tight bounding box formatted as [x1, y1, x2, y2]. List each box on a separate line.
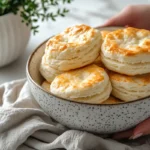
[109, 71, 150, 101]
[40, 55, 63, 82]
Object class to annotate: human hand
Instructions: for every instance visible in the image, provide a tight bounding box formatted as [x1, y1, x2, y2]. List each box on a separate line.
[101, 5, 150, 30]
[101, 4, 150, 140]
[113, 118, 150, 140]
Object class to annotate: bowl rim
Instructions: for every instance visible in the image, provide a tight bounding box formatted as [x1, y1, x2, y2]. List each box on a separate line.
[26, 26, 150, 106]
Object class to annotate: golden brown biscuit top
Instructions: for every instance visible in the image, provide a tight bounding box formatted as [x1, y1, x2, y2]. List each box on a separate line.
[102, 96, 122, 104]
[46, 24, 100, 52]
[101, 30, 110, 40]
[64, 24, 91, 35]
[52, 65, 105, 90]
[103, 27, 150, 56]
[109, 71, 150, 85]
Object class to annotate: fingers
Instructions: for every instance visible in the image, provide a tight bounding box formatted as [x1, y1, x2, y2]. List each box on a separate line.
[101, 5, 136, 27]
[112, 129, 133, 140]
[132, 118, 150, 138]
[113, 118, 150, 140]
[101, 4, 150, 29]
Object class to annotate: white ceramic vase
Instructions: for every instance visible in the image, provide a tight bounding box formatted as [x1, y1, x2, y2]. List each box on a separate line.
[0, 13, 31, 67]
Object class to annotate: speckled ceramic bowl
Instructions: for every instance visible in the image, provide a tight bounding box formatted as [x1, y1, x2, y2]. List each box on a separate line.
[26, 27, 150, 134]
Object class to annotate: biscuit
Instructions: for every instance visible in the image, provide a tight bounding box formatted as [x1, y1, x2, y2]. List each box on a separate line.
[50, 64, 112, 104]
[41, 81, 50, 92]
[40, 55, 62, 83]
[102, 96, 122, 104]
[44, 24, 102, 71]
[109, 71, 150, 101]
[101, 27, 150, 75]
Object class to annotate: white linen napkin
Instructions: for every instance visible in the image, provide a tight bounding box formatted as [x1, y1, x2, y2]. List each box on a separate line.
[0, 79, 150, 150]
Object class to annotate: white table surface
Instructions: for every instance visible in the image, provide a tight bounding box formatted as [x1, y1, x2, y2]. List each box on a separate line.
[0, 0, 150, 84]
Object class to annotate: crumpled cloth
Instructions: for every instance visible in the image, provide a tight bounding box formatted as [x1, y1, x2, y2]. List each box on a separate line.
[0, 79, 150, 150]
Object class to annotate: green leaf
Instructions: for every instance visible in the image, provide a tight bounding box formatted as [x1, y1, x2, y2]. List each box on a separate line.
[0, 0, 72, 34]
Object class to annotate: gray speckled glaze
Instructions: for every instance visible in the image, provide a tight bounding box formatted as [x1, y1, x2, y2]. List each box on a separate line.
[26, 27, 150, 134]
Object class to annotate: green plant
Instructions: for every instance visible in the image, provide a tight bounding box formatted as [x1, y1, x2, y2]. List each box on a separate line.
[0, 0, 72, 34]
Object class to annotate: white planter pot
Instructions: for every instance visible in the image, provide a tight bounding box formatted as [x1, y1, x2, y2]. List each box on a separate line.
[0, 13, 31, 67]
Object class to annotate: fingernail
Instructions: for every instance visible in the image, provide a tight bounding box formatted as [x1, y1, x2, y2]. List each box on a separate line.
[129, 133, 143, 140]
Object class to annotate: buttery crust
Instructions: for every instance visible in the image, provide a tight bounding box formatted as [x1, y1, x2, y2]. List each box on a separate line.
[101, 30, 110, 40]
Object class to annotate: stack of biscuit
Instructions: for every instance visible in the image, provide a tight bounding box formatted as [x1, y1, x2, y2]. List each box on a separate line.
[40, 24, 150, 104]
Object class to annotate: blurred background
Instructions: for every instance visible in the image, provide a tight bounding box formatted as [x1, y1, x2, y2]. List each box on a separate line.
[0, 0, 150, 84]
